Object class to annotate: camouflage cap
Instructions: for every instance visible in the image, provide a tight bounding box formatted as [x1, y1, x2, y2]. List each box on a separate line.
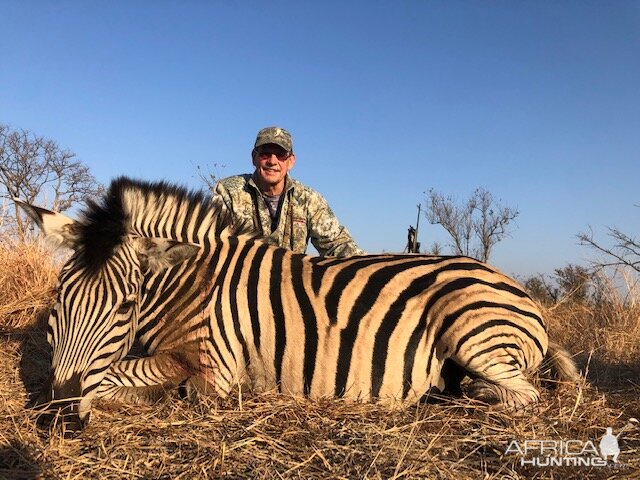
[254, 126, 293, 152]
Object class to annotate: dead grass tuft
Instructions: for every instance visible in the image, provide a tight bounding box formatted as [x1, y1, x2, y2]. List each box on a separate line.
[0, 240, 58, 330]
[545, 274, 640, 395]
[0, 240, 638, 479]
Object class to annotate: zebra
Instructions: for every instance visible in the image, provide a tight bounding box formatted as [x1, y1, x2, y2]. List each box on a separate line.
[16, 177, 578, 435]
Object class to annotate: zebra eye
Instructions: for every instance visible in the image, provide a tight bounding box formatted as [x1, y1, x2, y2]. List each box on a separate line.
[116, 301, 136, 315]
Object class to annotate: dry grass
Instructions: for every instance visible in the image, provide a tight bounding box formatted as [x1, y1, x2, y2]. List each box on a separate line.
[1, 242, 639, 479]
[0, 240, 58, 330]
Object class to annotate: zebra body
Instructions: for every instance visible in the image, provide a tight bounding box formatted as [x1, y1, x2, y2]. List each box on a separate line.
[16, 177, 575, 433]
[130, 238, 547, 405]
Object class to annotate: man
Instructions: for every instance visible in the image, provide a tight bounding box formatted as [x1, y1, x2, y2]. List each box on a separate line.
[214, 126, 364, 257]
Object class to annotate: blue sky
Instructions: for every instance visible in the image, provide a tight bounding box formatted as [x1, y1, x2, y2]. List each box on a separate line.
[2, 1, 639, 278]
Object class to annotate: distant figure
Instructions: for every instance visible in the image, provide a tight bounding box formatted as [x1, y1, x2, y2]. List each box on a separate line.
[213, 126, 364, 257]
[599, 427, 620, 463]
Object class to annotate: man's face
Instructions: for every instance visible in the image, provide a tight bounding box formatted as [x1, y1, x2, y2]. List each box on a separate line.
[252, 144, 296, 192]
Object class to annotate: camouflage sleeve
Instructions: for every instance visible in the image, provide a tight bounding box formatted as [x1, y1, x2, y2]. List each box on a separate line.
[213, 181, 232, 210]
[213, 176, 255, 233]
[307, 192, 365, 257]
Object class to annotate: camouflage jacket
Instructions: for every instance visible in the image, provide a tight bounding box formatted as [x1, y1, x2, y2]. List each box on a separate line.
[214, 174, 364, 257]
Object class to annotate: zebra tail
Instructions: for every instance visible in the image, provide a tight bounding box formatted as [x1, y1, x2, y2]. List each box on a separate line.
[541, 341, 581, 382]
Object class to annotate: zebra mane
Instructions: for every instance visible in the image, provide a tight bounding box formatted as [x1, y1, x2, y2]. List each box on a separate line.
[74, 176, 244, 273]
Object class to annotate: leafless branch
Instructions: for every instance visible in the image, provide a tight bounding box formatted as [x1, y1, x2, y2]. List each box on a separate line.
[424, 187, 518, 262]
[0, 123, 103, 242]
[194, 162, 226, 191]
[577, 224, 640, 274]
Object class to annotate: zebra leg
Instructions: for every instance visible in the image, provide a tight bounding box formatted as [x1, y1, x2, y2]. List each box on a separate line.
[441, 359, 467, 397]
[422, 359, 467, 404]
[96, 351, 196, 404]
[177, 374, 220, 402]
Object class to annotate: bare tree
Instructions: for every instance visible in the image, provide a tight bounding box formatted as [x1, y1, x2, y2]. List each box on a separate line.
[425, 241, 444, 256]
[578, 223, 640, 274]
[424, 187, 519, 262]
[195, 162, 226, 191]
[0, 123, 103, 242]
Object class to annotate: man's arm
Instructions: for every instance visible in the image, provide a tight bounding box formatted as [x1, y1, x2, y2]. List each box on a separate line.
[307, 193, 365, 257]
[213, 181, 232, 208]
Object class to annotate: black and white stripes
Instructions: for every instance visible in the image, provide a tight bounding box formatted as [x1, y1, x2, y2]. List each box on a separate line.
[18, 177, 578, 433]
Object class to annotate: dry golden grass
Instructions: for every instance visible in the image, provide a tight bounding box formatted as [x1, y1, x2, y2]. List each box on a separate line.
[0, 239, 58, 330]
[1, 241, 638, 479]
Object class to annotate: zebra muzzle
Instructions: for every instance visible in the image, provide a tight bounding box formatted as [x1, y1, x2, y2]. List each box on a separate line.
[35, 398, 87, 437]
[35, 375, 88, 437]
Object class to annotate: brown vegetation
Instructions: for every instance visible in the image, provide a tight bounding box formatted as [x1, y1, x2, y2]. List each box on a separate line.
[0, 241, 638, 479]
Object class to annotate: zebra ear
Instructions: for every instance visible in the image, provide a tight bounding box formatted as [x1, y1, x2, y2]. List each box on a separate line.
[13, 198, 78, 249]
[134, 237, 200, 273]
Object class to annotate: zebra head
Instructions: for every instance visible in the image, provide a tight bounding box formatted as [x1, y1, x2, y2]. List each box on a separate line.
[15, 198, 199, 436]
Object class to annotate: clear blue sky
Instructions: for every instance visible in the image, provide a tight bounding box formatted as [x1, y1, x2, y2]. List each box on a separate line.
[2, 1, 638, 279]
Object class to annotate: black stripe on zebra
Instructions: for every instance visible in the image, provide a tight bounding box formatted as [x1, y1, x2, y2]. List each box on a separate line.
[228, 238, 254, 369]
[290, 253, 318, 395]
[247, 242, 269, 351]
[269, 247, 287, 389]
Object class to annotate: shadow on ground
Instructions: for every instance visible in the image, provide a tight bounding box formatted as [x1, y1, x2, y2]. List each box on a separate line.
[573, 352, 640, 421]
[16, 309, 50, 408]
[575, 353, 640, 392]
[0, 440, 49, 480]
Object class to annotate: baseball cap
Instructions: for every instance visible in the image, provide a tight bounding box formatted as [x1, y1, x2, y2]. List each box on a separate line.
[254, 127, 293, 152]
